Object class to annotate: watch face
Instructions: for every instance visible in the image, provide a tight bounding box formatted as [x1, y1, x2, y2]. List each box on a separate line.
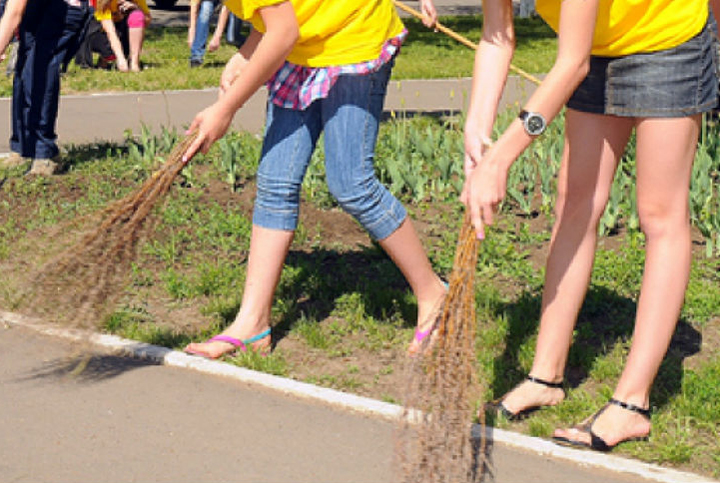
[526, 114, 545, 135]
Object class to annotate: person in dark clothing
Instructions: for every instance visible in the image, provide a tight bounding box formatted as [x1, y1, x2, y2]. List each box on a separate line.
[74, 14, 117, 69]
[0, 0, 89, 174]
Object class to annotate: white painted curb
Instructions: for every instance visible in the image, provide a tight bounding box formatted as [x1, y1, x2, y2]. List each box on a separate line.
[2, 310, 717, 483]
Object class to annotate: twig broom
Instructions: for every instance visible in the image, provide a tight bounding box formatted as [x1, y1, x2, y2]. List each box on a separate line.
[397, 214, 482, 483]
[392, 2, 543, 481]
[27, 132, 199, 328]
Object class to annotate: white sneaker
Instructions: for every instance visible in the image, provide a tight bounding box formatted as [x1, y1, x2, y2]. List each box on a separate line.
[28, 157, 63, 175]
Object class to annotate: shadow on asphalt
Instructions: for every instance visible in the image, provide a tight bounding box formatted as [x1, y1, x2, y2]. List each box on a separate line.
[471, 424, 496, 483]
[16, 352, 160, 384]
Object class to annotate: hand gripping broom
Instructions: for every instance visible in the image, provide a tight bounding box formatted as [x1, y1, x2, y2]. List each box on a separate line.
[392, 2, 542, 481]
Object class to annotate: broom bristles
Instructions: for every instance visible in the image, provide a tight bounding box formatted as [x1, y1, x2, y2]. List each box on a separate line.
[397, 214, 485, 483]
[24, 132, 198, 328]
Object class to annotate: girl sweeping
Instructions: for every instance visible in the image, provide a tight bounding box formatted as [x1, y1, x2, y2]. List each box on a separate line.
[183, 0, 445, 358]
[463, 0, 717, 451]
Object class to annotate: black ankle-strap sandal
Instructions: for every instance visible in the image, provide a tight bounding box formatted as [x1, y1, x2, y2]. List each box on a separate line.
[608, 398, 651, 418]
[553, 398, 651, 452]
[496, 375, 565, 421]
[526, 375, 564, 389]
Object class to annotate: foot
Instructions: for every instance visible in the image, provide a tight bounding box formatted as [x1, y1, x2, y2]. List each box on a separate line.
[130, 63, 141, 72]
[189, 59, 203, 68]
[497, 375, 565, 420]
[407, 322, 439, 357]
[553, 399, 651, 451]
[184, 326, 271, 359]
[28, 157, 63, 175]
[407, 278, 448, 356]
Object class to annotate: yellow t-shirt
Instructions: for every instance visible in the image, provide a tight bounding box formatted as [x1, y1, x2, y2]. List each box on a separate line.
[536, 0, 708, 56]
[223, 0, 405, 67]
[94, 0, 150, 22]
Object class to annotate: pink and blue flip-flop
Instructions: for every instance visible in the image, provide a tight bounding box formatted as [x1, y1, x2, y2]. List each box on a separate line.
[185, 328, 271, 359]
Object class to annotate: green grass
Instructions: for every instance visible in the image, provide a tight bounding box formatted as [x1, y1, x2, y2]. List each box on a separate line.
[0, 16, 557, 97]
[395, 16, 557, 79]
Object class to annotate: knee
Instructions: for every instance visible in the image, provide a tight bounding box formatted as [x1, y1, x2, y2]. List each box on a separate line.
[637, 201, 690, 239]
[256, 172, 302, 208]
[327, 176, 367, 214]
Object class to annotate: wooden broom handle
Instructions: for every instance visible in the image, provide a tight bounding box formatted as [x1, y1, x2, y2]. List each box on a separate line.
[393, 0, 543, 86]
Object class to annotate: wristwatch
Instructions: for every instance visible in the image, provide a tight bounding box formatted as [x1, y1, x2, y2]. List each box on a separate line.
[518, 110, 547, 136]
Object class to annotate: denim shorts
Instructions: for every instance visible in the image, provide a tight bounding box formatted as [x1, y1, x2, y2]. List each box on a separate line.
[567, 18, 719, 117]
[253, 60, 407, 241]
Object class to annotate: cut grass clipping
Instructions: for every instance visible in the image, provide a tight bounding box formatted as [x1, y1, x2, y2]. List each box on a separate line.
[397, 215, 485, 483]
[25, 132, 199, 328]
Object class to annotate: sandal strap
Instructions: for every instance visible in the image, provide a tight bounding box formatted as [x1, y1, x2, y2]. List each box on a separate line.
[243, 328, 271, 344]
[526, 375, 564, 389]
[609, 398, 651, 418]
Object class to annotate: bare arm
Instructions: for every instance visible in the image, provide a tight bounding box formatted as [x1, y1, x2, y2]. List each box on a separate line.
[217, 26, 261, 94]
[463, 0, 515, 168]
[100, 18, 129, 71]
[208, 5, 230, 51]
[184, 1, 298, 161]
[463, 0, 599, 238]
[0, 0, 27, 60]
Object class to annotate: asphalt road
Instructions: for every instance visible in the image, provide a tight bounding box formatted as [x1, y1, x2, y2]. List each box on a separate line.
[1, 321, 700, 483]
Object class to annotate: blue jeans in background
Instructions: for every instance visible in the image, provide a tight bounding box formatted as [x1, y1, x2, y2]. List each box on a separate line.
[253, 60, 407, 241]
[225, 13, 245, 48]
[189, 0, 217, 64]
[12, 0, 89, 159]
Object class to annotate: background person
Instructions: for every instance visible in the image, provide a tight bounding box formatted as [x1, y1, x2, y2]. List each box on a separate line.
[187, 0, 225, 67]
[0, 0, 90, 174]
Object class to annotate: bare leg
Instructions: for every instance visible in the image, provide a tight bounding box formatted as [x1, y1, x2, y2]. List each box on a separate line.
[185, 218, 444, 357]
[377, 218, 447, 352]
[128, 27, 144, 72]
[500, 111, 634, 414]
[184, 225, 293, 357]
[555, 115, 700, 446]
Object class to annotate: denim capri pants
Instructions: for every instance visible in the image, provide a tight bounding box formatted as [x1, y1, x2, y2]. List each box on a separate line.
[567, 17, 719, 117]
[253, 60, 407, 241]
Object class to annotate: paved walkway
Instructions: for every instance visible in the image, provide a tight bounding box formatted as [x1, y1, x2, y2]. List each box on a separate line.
[1, 314, 717, 483]
[0, 78, 539, 153]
